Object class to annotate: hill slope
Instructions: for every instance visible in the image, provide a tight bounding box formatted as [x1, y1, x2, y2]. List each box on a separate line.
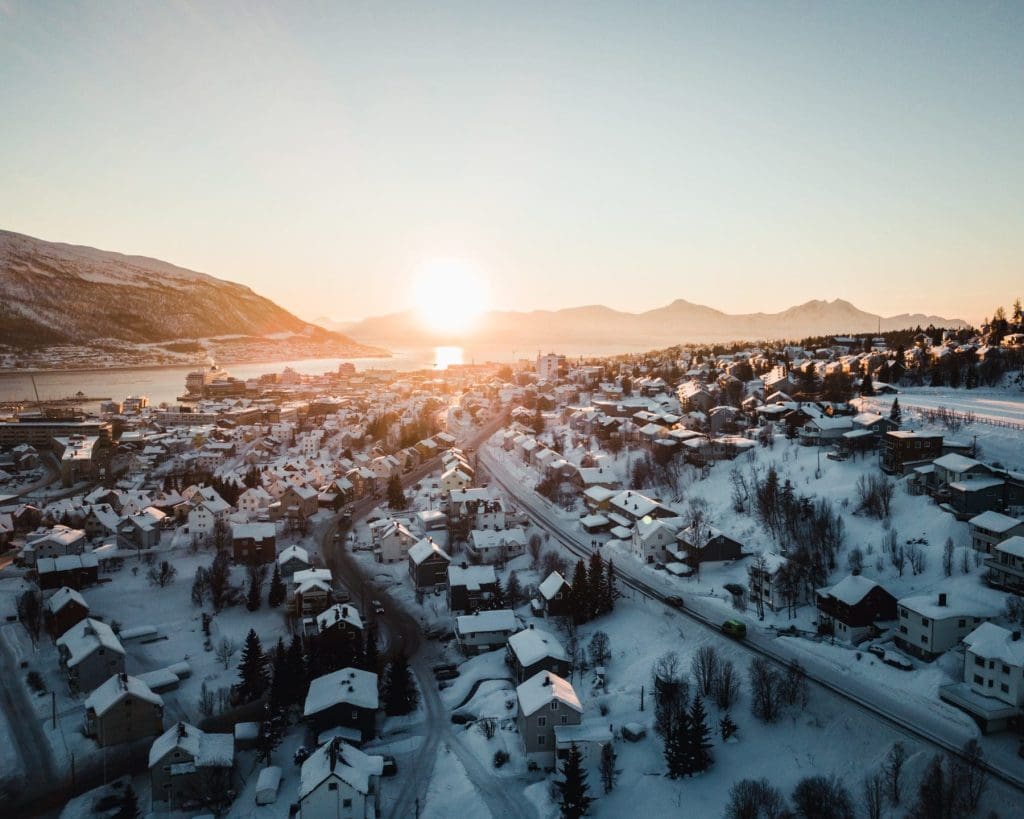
[0, 230, 379, 353]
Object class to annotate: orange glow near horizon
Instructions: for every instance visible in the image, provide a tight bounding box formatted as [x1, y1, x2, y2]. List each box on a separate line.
[412, 258, 491, 335]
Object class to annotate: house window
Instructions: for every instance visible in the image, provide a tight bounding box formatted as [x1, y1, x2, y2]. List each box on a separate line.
[921, 635, 928, 644]
[560, 715, 568, 724]
[974, 674, 983, 684]
[920, 618, 929, 627]
[1004, 665, 1011, 675]
[329, 783, 338, 792]
[343, 798, 352, 807]
[550, 702, 559, 711]
[538, 735, 546, 746]
[538, 716, 547, 728]
[899, 625, 908, 635]
[1001, 684, 1010, 694]
[975, 656, 985, 666]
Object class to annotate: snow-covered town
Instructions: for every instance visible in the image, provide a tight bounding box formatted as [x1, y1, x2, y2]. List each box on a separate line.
[1, 319, 1024, 819]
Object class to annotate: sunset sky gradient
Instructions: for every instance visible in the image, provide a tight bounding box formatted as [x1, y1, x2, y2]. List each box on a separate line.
[1, 1, 1021, 324]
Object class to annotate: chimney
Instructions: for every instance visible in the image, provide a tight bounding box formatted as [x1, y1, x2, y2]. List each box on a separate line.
[177, 722, 187, 740]
[938, 593, 947, 607]
[542, 674, 551, 687]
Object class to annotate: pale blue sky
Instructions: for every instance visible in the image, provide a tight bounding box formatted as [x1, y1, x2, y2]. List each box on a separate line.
[1, 1, 1021, 323]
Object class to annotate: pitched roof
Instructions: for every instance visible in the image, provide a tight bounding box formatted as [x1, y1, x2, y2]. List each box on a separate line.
[304, 667, 379, 716]
[538, 571, 568, 600]
[299, 738, 384, 800]
[516, 670, 582, 717]
[508, 627, 567, 667]
[408, 537, 450, 566]
[85, 673, 162, 716]
[149, 722, 234, 769]
[56, 618, 124, 666]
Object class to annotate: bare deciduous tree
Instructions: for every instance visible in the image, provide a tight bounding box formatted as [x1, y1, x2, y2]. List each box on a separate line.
[691, 645, 721, 697]
[215, 636, 238, 670]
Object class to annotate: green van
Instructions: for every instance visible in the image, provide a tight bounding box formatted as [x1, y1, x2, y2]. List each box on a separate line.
[721, 619, 747, 639]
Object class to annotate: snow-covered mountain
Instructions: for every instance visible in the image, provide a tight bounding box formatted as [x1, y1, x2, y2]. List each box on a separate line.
[0, 230, 377, 352]
[342, 298, 969, 348]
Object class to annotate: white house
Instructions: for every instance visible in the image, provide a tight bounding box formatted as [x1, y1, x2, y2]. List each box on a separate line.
[895, 592, 997, 660]
[940, 622, 1024, 733]
[298, 737, 384, 819]
[631, 517, 677, 564]
[467, 528, 527, 564]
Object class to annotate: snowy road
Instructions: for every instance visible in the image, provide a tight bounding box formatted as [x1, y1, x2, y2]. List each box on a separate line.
[0, 624, 57, 809]
[480, 445, 1024, 797]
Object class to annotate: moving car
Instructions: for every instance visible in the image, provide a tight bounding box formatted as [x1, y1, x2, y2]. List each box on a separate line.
[664, 595, 684, 609]
[721, 619, 747, 639]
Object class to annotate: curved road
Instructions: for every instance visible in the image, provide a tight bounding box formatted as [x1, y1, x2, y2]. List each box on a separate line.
[479, 444, 1024, 797]
[318, 412, 534, 819]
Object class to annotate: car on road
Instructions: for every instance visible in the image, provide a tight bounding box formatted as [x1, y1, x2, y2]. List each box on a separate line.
[721, 619, 747, 639]
[432, 662, 458, 675]
[382, 755, 398, 777]
[434, 667, 459, 681]
[371, 599, 385, 615]
[664, 595, 684, 609]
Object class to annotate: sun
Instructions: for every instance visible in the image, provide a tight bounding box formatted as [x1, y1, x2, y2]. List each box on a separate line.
[412, 258, 491, 335]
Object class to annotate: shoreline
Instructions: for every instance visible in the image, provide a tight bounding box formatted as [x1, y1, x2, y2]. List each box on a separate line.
[0, 350, 394, 377]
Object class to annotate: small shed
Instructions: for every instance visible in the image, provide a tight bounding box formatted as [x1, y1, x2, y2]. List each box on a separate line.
[255, 765, 282, 805]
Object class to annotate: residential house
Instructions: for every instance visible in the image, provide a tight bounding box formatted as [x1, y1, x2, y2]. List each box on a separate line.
[57, 618, 126, 693]
[969, 512, 1024, 555]
[149, 722, 235, 811]
[278, 544, 311, 578]
[506, 625, 570, 683]
[895, 592, 997, 660]
[293, 568, 334, 617]
[535, 571, 571, 619]
[815, 575, 897, 643]
[456, 609, 519, 655]
[674, 526, 743, 568]
[467, 528, 527, 564]
[376, 521, 416, 564]
[230, 522, 277, 564]
[303, 667, 379, 743]
[407, 537, 451, 589]
[631, 517, 677, 564]
[298, 737, 384, 819]
[83, 672, 164, 747]
[237, 486, 274, 517]
[116, 508, 166, 551]
[447, 563, 498, 613]
[22, 525, 87, 566]
[37, 553, 99, 590]
[986, 536, 1024, 593]
[882, 431, 944, 474]
[516, 670, 583, 769]
[280, 485, 320, 521]
[748, 553, 791, 613]
[439, 466, 473, 494]
[939, 623, 1024, 733]
[46, 586, 90, 637]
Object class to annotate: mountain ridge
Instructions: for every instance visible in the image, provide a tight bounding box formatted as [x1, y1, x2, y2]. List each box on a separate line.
[335, 297, 968, 348]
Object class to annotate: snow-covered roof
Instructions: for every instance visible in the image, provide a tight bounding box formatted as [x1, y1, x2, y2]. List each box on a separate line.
[316, 603, 363, 633]
[46, 586, 88, 614]
[583, 486, 617, 503]
[456, 609, 518, 636]
[447, 563, 496, 591]
[470, 528, 527, 550]
[969, 511, 1024, 534]
[84, 673, 162, 716]
[996, 536, 1024, 560]
[610, 490, 661, 518]
[950, 477, 1004, 493]
[898, 593, 999, 620]
[304, 667, 379, 716]
[299, 738, 384, 800]
[516, 670, 582, 717]
[149, 722, 234, 769]
[818, 574, 884, 607]
[56, 618, 124, 666]
[408, 537, 450, 566]
[539, 571, 567, 600]
[508, 627, 567, 667]
[293, 567, 332, 586]
[964, 622, 1024, 667]
[230, 522, 276, 540]
[933, 453, 984, 473]
[277, 544, 310, 565]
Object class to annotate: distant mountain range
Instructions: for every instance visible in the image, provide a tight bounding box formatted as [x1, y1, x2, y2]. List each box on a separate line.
[334, 298, 969, 349]
[0, 229, 383, 356]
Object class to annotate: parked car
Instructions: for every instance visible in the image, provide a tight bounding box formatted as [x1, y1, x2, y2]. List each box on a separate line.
[432, 663, 458, 675]
[382, 755, 398, 777]
[435, 668, 459, 681]
[721, 619, 747, 639]
[664, 595, 684, 609]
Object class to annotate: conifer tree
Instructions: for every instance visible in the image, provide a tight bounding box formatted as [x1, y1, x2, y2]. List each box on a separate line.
[246, 570, 262, 612]
[267, 562, 286, 608]
[268, 637, 288, 713]
[604, 560, 618, 614]
[719, 713, 738, 742]
[555, 742, 593, 819]
[363, 621, 380, 672]
[285, 635, 307, 705]
[587, 551, 606, 619]
[570, 559, 590, 625]
[235, 628, 268, 703]
[889, 398, 902, 424]
[664, 706, 692, 778]
[487, 575, 505, 610]
[383, 654, 418, 715]
[689, 695, 713, 774]
[506, 570, 521, 608]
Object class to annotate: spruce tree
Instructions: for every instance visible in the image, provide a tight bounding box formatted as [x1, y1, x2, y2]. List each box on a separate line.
[235, 628, 268, 703]
[269, 637, 288, 713]
[285, 635, 307, 705]
[246, 571, 262, 612]
[689, 695, 713, 774]
[860, 372, 875, 396]
[487, 575, 505, 610]
[383, 654, 418, 715]
[719, 713, 738, 742]
[554, 742, 592, 819]
[889, 398, 902, 424]
[587, 551, 605, 619]
[570, 559, 590, 625]
[604, 560, 618, 614]
[664, 706, 692, 778]
[364, 621, 380, 673]
[267, 563, 286, 608]
[506, 571, 521, 608]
